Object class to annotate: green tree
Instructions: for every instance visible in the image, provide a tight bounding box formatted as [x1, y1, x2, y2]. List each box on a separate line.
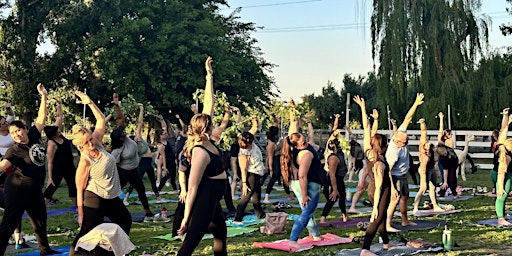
[501, 0, 512, 35]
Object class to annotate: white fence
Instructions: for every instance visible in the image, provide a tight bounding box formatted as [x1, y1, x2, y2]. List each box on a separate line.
[313, 129, 504, 170]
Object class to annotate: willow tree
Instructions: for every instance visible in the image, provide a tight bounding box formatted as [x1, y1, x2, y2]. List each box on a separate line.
[371, 0, 489, 127]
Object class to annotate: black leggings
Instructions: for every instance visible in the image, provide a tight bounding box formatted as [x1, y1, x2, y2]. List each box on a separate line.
[0, 175, 52, 255]
[158, 168, 178, 191]
[223, 170, 236, 212]
[172, 201, 185, 237]
[265, 155, 291, 195]
[70, 190, 132, 256]
[118, 167, 150, 211]
[0, 188, 22, 244]
[439, 166, 458, 197]
[321, 175, 347, 216]
[43, 165, 77, 199]
[126, 157, 159, 197]
[178, 179, 227, 256]
[234, 173, 265, 221]
[362, 186, 391, 249]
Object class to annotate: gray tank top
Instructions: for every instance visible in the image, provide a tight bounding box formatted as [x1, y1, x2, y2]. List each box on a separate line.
[84, 147, 122, 199]
[114, 137, 140, 170]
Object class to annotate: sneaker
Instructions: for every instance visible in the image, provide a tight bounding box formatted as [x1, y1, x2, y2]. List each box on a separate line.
[123, 200, 129, 206]
[156, 182, 160, 188]
[165, 181, 171, 187]
[153, 214, 171, 223]
[15, 239, 30, 250]
[143, 215, 155, 222]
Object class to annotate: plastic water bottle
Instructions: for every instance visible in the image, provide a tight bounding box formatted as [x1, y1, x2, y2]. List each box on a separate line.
[346, 189, 352, 201]
[442, 225, 452, 251]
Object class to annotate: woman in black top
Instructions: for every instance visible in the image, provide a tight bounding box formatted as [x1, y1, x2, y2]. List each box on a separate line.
[177, 56, 228, 256]
[354, 95, 395, 255]
[0, 84, 59, 255]
[43, 102, 77, 207]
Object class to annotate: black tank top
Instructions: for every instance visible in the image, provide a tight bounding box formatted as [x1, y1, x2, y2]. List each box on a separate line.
[194, 145, 225, 178]
[51, 136, 75, 169]
[380, 159, 391, 189]
[164, 141, 176, 170]
[293, 145, 323, 184]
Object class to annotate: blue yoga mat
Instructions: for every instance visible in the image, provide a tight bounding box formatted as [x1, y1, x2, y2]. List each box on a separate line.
[15, 246, 70, 256]
[23, 207, 76, 219]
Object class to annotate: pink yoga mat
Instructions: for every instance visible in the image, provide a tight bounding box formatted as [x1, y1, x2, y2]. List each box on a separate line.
[252, 233, 352, 252]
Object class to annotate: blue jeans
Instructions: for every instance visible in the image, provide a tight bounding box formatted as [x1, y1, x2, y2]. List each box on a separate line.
[289, 180, 321, 241]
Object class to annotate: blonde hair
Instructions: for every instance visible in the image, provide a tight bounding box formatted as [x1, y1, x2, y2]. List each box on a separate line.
[184, 113, 213, 160]
[71, 125, 92, 152]
[498, 139, 512, 174]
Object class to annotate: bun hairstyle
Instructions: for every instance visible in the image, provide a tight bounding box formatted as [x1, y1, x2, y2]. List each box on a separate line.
[184, 113, 213, 160]
[44, 126, 59, 139]
[238, 132, 254, 149]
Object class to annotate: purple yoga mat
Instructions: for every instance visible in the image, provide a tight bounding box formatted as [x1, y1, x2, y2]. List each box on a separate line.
[22, 207, 76, 219]
[318, 217, 369, 228]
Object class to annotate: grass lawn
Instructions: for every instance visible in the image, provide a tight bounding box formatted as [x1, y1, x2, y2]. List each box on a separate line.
[4, 167, 512, 255]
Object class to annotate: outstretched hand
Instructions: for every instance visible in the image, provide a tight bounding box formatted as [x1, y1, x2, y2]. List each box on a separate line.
[112, 93, 119, 105]
[417, 118, 425, 124]
[370, 109, 379, 119]
[390, 119, 397, 126]
[37, 83, 47, 96]
[205, 56, 213, 75]
[502, 108, 510, 116]
[413, 93, 424, 106]
[353, 95, 365, 108]
[438, 112, 444, 118]
[75, 91, 92, 105]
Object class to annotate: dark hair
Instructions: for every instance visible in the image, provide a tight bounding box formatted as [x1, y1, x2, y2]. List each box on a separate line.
[266, 126, 279, 143]
[44, 126, 59, 139]
[9, 120, 27, 130]
[327, 138, 341, 151]
[370, 133, 388, 158]
[238, 132, 254, 149]
[110, 126, 125, 149]
[155, 129, 165, 143]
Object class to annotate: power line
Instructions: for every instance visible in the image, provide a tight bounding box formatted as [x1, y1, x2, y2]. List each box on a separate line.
[222, 0, 323, 10]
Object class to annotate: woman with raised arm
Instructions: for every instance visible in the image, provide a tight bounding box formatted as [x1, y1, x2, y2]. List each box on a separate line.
[412, 119, 443, 213]
[320, 130, 350, 223]
[495, 108, 512, 226]
[155, 116, 178, 192]
[43, 101, 77, 207]
[353, 96, 393, 256]
[0, 84, 59, 255]
[110, 94, 160, 222]
[177, 56, 228, 256]
[491, 109, 511, 194]
[124, 103, 161, 205]
[263, 123, 294, 203]
[281, 99, 323, 247]
[69, 90, 132, 255]
[233, 116, 266, 222]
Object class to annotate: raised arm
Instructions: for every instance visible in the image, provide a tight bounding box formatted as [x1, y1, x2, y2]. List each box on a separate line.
[288, 99, 298, 134]
[497, 108, 510, 197]
[136, 103, 144, 139]
[176, 114, 187, 133]
[34, 84, 48, 132]
[332, 114, 340, 131]
[370, 109, 379, 137]
[212, 107, 231, 141]
[4, 103, 14, 123]
[400, 93, 424, 129]
[232, 107, 242, 123]
[202, 56, 214, 116]
[353, 96, 371, 152]
[112, 93, 125, 127]
[390, 118, 397, 134]
[75, 91, 106, 142]
[418, 118, 427, 147]
[248, 116, 258, 135]
[54, 101, 63, 130]
[306, 117, 315, 145]
[437, 112, 444, 142]
[501, 108, 510, 132]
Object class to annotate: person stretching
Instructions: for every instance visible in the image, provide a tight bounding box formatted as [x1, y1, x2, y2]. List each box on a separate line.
[495, 108, 512, 226]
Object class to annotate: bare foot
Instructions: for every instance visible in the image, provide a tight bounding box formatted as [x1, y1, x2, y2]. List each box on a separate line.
[288, 194, 295, 201]
[262, 199, 271, 204]
[348, 208, 360, 213]
[287, 240, 301, 248]
[319, 216, 326, 223]
[412, 208, 419, 214]
[433, 207, 444, 212]
[386, 226, 400, 233]
[313, 236, 323, 241]
[342, 214, 350, 222]
[498, 218, 512, 226]
[382, 243, 393, 250]
[360, 249, 377, 256]
[402, 221, 417, 226]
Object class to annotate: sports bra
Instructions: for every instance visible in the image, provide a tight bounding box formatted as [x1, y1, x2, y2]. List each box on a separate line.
[194, 144, 224, 178]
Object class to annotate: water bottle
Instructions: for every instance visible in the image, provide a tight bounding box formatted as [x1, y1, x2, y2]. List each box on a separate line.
[346, 189, 352, 201]
[442, 225, 452, 251]
[161, 207, 168, 219]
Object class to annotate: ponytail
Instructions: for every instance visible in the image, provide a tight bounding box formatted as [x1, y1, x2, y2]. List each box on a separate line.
[280, 136, 293, 186]
[498, 140, 512, 174]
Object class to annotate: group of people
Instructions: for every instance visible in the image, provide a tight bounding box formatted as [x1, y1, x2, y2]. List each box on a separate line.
[0, 55, 508, 256]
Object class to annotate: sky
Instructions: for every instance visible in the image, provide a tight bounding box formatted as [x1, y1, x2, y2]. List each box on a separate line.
[219, 0, 511, 101]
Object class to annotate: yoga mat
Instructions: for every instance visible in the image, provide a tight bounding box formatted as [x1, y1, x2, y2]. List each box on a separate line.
[5, 244, 35, 254]
[346, 187, 358, 193]
[477, 219, 512, 227]
[318, 217, 369, 228]
[438, 195, 474, 202]
[409, 184, 420, 189]
[253, 233, 352, 252]
[264, 197, 296, 204]
[409, 191, 429, 197]
[226, 214, 298, 227]
[132, 198, 177, 204]
[291, 202, 327, 209]
[145, 190, 179, 196]
[104, 211, 174, 223]
[292, 201, 363, 209]
[14, 246, 70, 256]
[22, 207, 76, 219]
[153, 227, 258, 241]
[118, 193, 138, 199]
[395, 209, 461, 217]
[390, 220, 445, 231]
[344, 207, 373, 214]
[335, 242, 443, 256]
[260, 193, 281, 198]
